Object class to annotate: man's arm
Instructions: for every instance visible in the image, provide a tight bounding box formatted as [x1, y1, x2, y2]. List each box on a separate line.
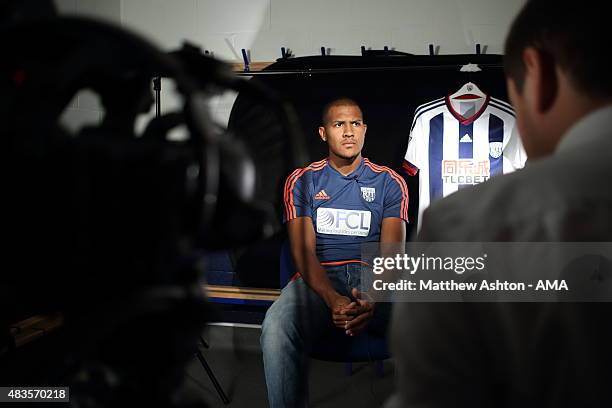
[380, 216, 408, 285]
[345, 217, 406, 336]
[287, 216, 354, 329]
[381, 217, 407, 245]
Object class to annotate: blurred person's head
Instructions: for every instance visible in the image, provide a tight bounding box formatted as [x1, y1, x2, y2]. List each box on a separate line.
[319, 98, 367, 163]
[504, 0, 612, 159]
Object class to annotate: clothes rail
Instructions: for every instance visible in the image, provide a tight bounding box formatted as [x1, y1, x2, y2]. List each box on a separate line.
[233, 63, 504, 76]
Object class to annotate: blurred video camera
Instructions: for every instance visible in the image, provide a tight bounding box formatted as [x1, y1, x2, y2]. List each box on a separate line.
[0, 1, 306, 406]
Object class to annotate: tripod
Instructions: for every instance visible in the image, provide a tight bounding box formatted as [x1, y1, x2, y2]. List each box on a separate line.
[196, 336, 230, 405]
[152, 77, 229, 405]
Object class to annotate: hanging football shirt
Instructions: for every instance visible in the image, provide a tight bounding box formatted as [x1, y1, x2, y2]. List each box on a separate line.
[403, 95, 526, 230]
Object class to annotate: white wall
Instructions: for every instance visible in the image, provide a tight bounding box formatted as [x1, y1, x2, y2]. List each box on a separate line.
[119, 0, 526, 60]
[54, 0, 527, 131]
[54, 0, 121, 22]
[54, 0, 122, 132]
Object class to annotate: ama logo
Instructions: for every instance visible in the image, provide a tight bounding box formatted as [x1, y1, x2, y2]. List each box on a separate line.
[535, 280, 568, 290]
[316, 208, 371, 237]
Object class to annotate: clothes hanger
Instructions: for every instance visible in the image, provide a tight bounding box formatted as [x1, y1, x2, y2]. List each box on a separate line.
[450, 81, 486, 100]
[450, 63, 486, 100]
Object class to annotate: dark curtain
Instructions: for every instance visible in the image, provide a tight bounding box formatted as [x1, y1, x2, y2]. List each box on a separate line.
[228, 53, 508, 288]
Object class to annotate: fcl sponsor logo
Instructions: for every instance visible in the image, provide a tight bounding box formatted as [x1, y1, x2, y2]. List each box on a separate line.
[361, 187, 375, 202]
[316, 208, 371, 237]
[442, 159, 490, 185]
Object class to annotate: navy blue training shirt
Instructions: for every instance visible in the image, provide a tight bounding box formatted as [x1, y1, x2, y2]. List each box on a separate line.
[283, 157, 409, 263]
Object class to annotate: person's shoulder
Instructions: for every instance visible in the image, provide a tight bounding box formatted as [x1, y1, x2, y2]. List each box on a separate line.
[298, 158, 328, 172]
[285, 158, 328, 181]
[362, 158, 403, 180]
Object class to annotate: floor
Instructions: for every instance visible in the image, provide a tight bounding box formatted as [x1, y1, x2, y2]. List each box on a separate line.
[184, 324, 396, 408]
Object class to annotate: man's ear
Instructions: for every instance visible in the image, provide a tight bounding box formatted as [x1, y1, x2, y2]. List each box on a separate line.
[318, 126, 327, 142]
[523, 47, 558, 114]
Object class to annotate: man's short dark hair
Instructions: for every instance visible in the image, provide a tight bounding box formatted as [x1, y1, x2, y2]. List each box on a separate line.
[321, 97, 363, 125]
[504, 0, 612, 97]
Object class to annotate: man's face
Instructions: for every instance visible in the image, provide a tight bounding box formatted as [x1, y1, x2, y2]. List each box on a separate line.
[506, 46, 568, 160]
[507, 77, 539, 159]
[319, 104, 367, 161]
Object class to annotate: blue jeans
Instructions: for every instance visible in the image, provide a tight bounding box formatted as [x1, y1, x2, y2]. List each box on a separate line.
[260, 263, 390, 408]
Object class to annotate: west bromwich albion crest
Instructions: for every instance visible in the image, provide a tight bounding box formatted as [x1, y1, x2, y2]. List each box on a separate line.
[489, 142, 503, 159]
[361, 187, 376, 202]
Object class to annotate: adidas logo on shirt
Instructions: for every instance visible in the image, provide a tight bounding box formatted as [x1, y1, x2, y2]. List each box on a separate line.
[460, 133, 472, 143]
[315, 190, 330, 200]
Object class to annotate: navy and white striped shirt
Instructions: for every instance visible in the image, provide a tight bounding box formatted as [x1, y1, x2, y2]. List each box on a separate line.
[403, 95, 526, 231]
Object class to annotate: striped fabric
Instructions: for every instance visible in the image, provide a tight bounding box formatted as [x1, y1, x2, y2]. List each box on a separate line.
[404, 95, 526, 231]
[283, 159, 327, 221]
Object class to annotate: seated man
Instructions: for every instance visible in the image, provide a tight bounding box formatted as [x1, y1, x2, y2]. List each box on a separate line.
[261, 98, 408, 407]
